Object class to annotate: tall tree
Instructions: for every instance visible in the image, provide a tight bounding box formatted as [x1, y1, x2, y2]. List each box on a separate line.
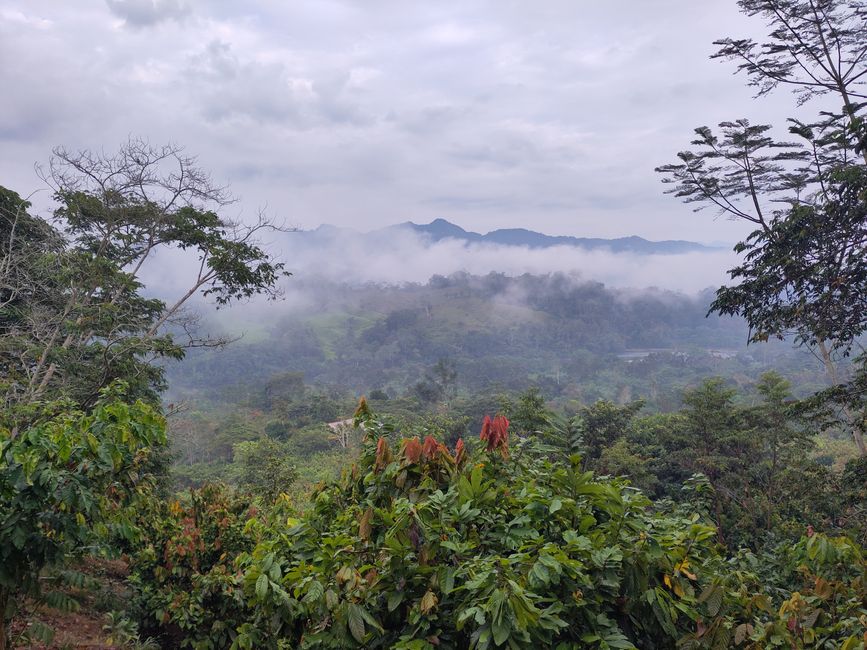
[713, 0, 867, 164]
[0, 140, 289, 429]
[657, 0, 867, 454]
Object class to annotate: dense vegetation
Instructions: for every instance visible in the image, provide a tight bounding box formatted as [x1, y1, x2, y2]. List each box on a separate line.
[123, 405, 866, 649]
[166, 273, 818, 402]
[1, 0, 866, 648]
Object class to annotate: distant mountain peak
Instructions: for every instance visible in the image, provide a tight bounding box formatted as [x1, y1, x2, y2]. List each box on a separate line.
[430, 217, 462, 228]
[395, 218, 479, 241]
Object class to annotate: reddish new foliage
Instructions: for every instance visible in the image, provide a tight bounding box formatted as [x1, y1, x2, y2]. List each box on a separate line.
[480, 415, 510, 457]
[354, 396, 370, 419]
[454, 438, 466, 467]
[480, 415, 492, 443]
[403, 437, 423, 464]
[423, 435, 456, 465]
[374, 437, 392, 472]
[423, 435, 440, 460]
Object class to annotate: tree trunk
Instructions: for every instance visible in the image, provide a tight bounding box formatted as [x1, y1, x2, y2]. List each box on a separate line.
[0, 589, 8, 650]
[849, 424, 867, 456]
[817, 341, 867, 456]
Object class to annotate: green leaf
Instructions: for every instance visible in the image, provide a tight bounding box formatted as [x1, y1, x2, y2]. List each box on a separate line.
[26, 620, 55, 644]
[42, 590, 80, 613]
[359, 606, 384, 632]
[492, 617, 510, 646]
[347, 603, 366, 642]
[255, 573, 269, 600]
[440, 567, 456, 594]
[698, 583, 723, 617]
[303, 580, 324, 603]
[388, 591, 404, 612]
[11, 526, 27, 549]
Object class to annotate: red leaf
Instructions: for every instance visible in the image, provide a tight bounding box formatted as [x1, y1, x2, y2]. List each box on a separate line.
[374, 437, 392, 472]
[480, 414, 510, 456]
[403, 437, 422, 464]
[422, 435, 439, 460]
[454, 438, 466, 466]
[479, 415, 493, 445]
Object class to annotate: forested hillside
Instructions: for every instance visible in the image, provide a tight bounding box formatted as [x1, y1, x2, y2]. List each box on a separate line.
[167, 273, 815, 402]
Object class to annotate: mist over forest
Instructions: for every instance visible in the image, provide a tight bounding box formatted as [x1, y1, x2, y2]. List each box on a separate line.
[142, 218, 740, 305]
[162, 219, 755, 400]
[167, 267, 794, 402]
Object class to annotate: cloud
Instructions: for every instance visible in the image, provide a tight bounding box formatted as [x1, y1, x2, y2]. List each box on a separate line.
[105, 0, 189, 27]
[181, 40, 373, 128]
[0, 8, 52, 29]
[267, 228, 737, 294]
[135, 226, 737, 342]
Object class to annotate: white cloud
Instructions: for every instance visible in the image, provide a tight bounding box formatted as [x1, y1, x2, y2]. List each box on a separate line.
[423, 22, 483, 46]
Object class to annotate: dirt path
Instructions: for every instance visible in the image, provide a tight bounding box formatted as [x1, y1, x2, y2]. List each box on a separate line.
[10, 559, 130, 650]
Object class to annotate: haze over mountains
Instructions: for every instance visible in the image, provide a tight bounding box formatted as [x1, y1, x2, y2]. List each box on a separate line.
[251, 218, 736, 294]
[303, 219, 721, 255]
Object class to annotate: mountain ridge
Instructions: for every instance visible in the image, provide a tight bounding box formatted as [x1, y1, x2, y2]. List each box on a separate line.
[306, 218, 722, 255]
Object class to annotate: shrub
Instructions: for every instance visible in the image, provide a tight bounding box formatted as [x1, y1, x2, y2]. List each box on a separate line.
[0, 387, 166, 649]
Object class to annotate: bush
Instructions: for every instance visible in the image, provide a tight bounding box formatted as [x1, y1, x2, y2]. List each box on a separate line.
[128, 484, 259, 649]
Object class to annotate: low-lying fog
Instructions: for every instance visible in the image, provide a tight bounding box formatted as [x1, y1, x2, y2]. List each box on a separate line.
[143, 226, 739, 309]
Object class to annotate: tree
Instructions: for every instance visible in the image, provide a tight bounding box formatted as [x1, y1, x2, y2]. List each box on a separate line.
[501, 386, 549, 434]
[412, 358, 458, 406]
[621, 377, 844, 547]
[657, 0, 867, 455]
[576, 399, 645, 465]
[745, 372, 811, 530]
[0, 141, 290, 645]
[713, 0, 867, 161]
[596, 439, 659, 493]
[260, 371, 306, 411]
[430, 357, 458, 403]
[0, 139, 289, 429]
[678, 380, 749, 544]
[233, 438, 297, 503]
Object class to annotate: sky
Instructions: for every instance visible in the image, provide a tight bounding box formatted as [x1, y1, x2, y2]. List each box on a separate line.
[0, 0, 804, 244]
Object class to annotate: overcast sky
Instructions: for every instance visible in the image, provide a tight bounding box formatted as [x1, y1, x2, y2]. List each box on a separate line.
[1, 0, 806, 243]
